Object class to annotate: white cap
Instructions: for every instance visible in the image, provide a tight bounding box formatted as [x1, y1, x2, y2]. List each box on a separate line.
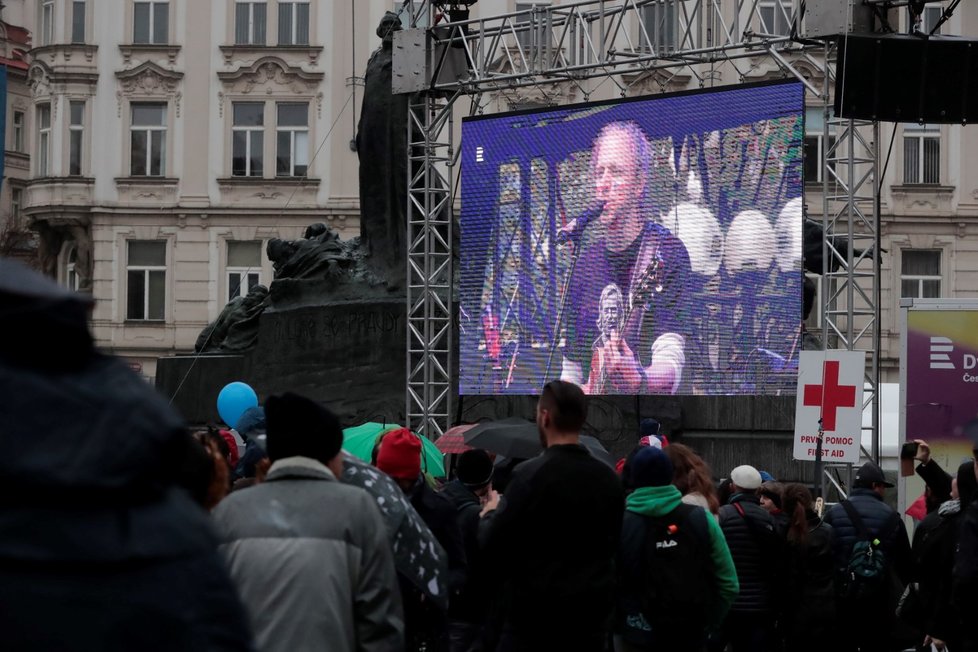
[730, 464, 762, 491]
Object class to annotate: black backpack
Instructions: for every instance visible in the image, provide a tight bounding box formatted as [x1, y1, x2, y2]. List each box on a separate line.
[839, 500, 887, 601]
[639, 503, 714, 627]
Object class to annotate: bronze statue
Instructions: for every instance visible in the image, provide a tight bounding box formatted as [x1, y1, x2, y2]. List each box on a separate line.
[356, 12, 409, 287]
[195, 284, 269, 354]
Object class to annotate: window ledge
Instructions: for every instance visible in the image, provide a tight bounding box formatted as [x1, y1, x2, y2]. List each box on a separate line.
[891, 184, 954, 194]
[119, 43, 181, 67]
[115, 176, 179, 186]
[217, 176, 320, 186]
[124, 320, 166, 326]
[29, 43, 98, 63]
[219, 44, 323, 64]
[27, 176, 95, 186]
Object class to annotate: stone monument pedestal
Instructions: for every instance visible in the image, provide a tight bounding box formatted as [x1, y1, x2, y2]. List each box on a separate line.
[157, 290, 406, 425]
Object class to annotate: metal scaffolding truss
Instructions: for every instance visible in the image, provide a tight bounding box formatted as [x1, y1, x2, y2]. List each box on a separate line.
[400, 0, 880, 445]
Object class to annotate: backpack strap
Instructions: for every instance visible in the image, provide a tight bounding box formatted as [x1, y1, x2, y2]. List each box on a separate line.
[840, 499, 872, 541]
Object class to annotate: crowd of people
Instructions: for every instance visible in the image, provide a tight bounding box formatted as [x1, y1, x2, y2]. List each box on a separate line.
[5, 255, 978, 652]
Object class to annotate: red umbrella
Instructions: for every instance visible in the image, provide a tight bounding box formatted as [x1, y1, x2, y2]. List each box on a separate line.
[437, 424, 476, 454]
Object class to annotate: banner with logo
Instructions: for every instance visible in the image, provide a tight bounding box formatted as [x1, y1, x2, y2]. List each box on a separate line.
[904, 307, 978, 463]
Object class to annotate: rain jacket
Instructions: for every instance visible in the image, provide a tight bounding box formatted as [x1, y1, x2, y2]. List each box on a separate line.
[617, 484, 739, 648]
[717, 493, 785, 614]
[0, 297, 252, 652]
[212, 456, 404, 652]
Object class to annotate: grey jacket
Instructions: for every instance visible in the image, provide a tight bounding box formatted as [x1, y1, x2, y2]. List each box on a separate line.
[212, 457, 404, 652]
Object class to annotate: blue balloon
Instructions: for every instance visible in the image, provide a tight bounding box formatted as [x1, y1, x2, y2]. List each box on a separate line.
[217, 381, 258, 429]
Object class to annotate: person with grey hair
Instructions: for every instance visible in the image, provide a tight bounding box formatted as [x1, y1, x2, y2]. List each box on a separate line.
[560, 120, 691, 395]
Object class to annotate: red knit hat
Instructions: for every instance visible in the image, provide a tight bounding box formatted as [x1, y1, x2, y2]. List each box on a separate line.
[376, 428, 422, 479]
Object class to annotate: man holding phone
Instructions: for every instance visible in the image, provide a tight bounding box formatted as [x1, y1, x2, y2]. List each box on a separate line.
[903, 439, 953, 515]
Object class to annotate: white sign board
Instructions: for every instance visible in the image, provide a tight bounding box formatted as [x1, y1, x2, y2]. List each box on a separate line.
[793, 350, 866, 464]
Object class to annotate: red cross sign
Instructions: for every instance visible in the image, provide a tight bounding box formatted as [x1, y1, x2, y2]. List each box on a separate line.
[794, 350, 866, 464]
[802, 360, 857, 431]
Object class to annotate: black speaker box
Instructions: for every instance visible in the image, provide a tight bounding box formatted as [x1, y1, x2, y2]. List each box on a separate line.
[835, 34, 978, 124]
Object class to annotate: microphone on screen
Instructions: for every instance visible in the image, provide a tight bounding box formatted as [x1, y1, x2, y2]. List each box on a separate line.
[556, 201, 606, 245]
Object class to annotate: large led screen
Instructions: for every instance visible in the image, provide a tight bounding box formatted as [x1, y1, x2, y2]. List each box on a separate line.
[459, 81, 804, 396]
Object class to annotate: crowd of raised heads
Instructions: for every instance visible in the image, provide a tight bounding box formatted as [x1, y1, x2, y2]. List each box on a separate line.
[5, 255, 978, 652]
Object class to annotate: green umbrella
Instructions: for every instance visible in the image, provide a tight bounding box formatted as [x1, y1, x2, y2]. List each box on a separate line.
[342, 422, 446, 478]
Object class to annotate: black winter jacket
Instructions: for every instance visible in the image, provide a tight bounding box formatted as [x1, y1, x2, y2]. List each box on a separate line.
[482, 444, 624, 639]
[823, 488, 913, 585]
[783, 514, 837, 648]
[0, 350, 252, 652]
[440, 480, 490, 622]
[718, 493, 783, 614]
[952, 499, 978, 650]
[912, 502, 962, 645]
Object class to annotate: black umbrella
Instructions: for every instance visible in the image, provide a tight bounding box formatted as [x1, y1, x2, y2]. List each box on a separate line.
[463, 417, 615, 468]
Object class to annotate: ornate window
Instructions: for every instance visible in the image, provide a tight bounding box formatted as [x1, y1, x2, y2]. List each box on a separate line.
[232, 103, 265, 177]
[69, 101, 85, 176]
[803, 107, 836, 184]
[235, 1, 268, 45]
[758, 0, 792, 37]
[227, 241, 263, 301]
[66, 246, 80, 291]
[127, 240, 167, 321]
[903, 123, 940, 185]
[278, 1, 309, 45]
[72, 1, 87, 43]
[134, 0, 169, 45]
[12, 111, 24, 152]
[276, 103, 308, 177]
[130, 103, 167, 176]
[39, 0, 55, 46]
[901, 250, 941, 299]
[37, 103, 51, 177]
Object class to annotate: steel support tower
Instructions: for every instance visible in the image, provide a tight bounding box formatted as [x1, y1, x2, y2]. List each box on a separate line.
[399, 0, 880, 450]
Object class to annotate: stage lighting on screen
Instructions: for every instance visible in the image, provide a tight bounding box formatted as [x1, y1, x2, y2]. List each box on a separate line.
[459, 81, 804, 396]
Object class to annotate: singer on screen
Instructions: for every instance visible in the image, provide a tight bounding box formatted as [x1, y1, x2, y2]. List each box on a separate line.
[560, 121, 691, 395]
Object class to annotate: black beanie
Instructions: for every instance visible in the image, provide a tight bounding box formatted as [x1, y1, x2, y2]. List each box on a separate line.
[265, 392, 342, 464]
[629, 446, 674, 488]
[457, 449, 493, 488]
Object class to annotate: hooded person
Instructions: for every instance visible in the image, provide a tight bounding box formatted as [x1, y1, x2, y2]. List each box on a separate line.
[615, 446, 738, 652]
[212, 392, 404, 652]
[441, 449, 495, 650]
[375, 427, 466, 652]
[0, 257, 252, 652]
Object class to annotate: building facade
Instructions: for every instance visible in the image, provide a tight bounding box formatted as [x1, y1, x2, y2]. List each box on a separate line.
[20, 0, 402, 382]
[0, 3, 32, 262]
[16, 0, 978, 388]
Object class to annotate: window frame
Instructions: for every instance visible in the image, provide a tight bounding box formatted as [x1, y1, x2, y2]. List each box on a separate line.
[277, 1, 310, 46]
[69, 100, 85, 176]
[129, 102, 168, 177]
[226, 240, 264, 301]
[758, 0, 792, 37]
[235, 0, 268, 46]
[126, 240, 167, 322]
[37, 103, 51, 177]
[803, 107, 836, 184]
[641, 1, 678, 54]
[903, 123, 941, 185]
[10, 187, 22, 223]
[900, 249, 942, 299]
[275, 102, 309, 178]
[133, 0, 170, 45]
[39, 0, 55, 47]
[232, 102, 265, 178]
[12, 110, 25, 153]
[72, 0, 87, 43]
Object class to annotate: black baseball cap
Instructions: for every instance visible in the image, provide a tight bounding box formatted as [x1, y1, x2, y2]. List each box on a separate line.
[854, 461, 894, 488]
